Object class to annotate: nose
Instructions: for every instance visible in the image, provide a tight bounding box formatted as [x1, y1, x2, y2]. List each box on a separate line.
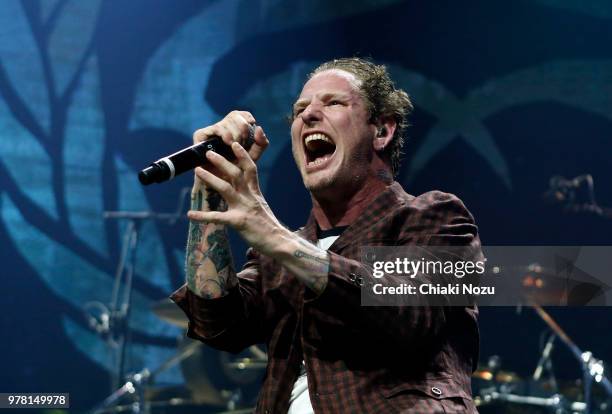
[300, 101, 322, 125]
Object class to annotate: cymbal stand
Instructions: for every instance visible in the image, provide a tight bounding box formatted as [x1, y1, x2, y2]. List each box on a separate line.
[92, 188, 190, 414]
[532, 329, 558, 391]
[104, 216, 139, 392]
[90, 341, 202, 414]
[532, 305, 612, 413]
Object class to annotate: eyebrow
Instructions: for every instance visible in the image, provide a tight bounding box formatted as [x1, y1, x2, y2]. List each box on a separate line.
[293, 92, 352, 110]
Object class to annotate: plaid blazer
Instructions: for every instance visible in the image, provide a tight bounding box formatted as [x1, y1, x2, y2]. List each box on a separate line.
[172, 182, 481, 414]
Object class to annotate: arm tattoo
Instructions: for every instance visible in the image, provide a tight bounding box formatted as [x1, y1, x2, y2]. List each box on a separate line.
[207, 229, 232, 271]
[206, 189, 223, 211]
[294, 250, 328, 264]
[185, 187, 236, 298]
[293, 249, 329, 294]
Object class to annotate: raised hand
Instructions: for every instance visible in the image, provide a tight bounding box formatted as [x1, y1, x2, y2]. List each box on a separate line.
[188, 141, 282, 256]
[191, 110, 268, 187]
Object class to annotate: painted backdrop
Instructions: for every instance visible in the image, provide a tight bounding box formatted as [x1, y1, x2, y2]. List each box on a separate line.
[1, 0, 611, 410]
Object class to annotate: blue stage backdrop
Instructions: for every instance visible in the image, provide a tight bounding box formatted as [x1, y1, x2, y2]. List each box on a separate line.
[1, 0, 611, 410]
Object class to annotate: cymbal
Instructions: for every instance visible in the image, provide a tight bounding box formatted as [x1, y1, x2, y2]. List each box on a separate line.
[517, 264, 569, 304]
[151, 298, 188, 328]
[492, 263, 606, 305]
[472, 368, 521, 383]
[225, 357, 268, 370]
[144, 384, 224, 407]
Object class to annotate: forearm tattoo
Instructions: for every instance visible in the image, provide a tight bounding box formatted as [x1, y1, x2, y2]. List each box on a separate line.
[186, 187, 236, 298]
[293, 248, 329, 295]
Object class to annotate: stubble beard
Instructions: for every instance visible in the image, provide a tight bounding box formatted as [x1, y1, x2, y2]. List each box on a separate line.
[303, 170, 337, 196]
[302, 152, 370, 202]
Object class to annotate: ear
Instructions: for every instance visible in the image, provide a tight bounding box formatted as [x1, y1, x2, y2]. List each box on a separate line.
[373, 117, 397, 152]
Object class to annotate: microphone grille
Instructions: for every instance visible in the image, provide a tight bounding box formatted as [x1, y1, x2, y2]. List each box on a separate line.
[245, 124, 256, 150]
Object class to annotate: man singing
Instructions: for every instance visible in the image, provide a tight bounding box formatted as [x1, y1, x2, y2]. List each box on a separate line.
[171, 58, 481, 413]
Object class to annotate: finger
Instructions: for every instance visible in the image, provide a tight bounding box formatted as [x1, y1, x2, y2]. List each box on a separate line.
[222, 120, 243, 146]
[195, 167, 236, 200]
[224, 111, 255, 146]
[214, 123, 236, 147]
[236, 111, 256, 125]
[248, 126, 269, 162]
[227, 114, 257, 147]
[193, 125, 221, 144]
[231, 142, 257, 177]
[206, 150, 242, 179]
[187, 210, 229, 225]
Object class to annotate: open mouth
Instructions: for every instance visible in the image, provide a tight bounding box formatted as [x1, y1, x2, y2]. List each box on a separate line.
[304, 133, 336, 167]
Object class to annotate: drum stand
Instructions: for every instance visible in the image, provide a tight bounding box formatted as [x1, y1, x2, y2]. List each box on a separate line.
[90, 341, 202, 414]
[89, 189, 190, 414]
[477, 305, 611, 413]
[531, 305, 612, 414]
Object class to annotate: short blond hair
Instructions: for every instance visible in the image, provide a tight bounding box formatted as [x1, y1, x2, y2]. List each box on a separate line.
[309, 57, 413, 175]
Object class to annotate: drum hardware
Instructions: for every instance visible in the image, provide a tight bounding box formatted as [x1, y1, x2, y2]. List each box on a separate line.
[90, 188, 195, 414]
[492, 263, 602, 307]
[99, 187, 190, 390]
[530, 304, 612, 413]
[90, 340, 216, 414]
[179, 337, 265, 407]
[151, 298, 188, 328]
[150, 298, 269, 374]
[475, 304, 612, 413]
[478, 390, 587, 413]
[225, 357, 268, 370]
[147, 269, 267, 410]
[95, 400, 254, 414]
[473, 367, 522, 385]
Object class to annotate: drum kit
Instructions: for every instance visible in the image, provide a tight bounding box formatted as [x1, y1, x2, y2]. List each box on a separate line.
[90, 296, 267, 414]
[471, 265, 612, 414]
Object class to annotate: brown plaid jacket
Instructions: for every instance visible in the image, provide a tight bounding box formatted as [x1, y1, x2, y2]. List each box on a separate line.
[171, 182, 481, 413]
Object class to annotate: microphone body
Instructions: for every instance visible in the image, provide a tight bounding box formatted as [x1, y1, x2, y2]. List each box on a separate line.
[138, 125, 255, 185]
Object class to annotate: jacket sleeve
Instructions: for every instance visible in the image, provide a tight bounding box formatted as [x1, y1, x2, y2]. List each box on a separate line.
[170, 248, 266, 354]
[303, 191, 482, 346]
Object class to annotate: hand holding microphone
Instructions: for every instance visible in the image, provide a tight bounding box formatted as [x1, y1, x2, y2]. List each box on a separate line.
[139, 111, 269, 185]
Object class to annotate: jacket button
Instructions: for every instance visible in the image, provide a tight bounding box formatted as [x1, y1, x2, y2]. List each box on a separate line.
[356, 276, 365, 286]
[348, 273, 357, 282]
[431, 386, 442, 396]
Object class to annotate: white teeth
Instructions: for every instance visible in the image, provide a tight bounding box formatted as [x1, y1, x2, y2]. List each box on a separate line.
[304, 133, 333, 145]
[308, 155, 331, 166]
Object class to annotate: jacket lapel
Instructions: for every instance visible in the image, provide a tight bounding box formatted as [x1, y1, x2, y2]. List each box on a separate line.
[327, 182, 406, 252]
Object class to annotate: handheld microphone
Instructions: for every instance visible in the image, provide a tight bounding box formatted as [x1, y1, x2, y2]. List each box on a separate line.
[138, 125, 256, 185]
